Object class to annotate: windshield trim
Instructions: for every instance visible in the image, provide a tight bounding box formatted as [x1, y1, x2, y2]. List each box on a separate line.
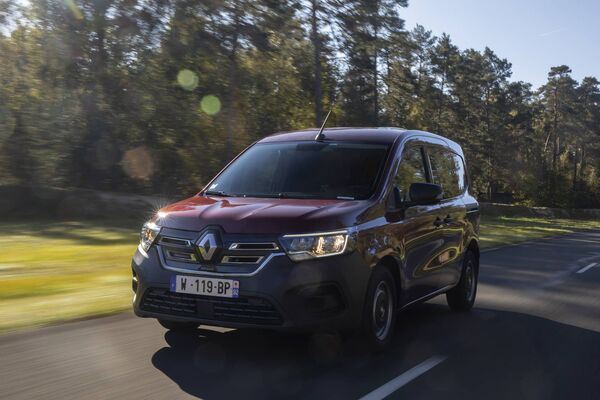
[199, 140, 393, 201]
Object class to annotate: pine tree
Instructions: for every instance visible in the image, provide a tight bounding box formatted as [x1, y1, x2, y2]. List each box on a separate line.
[337, 0, 407, 125]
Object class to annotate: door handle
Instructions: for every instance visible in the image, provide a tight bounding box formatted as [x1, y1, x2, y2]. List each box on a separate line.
[443, 215, 454, 224]
[433, 217, 444, 227]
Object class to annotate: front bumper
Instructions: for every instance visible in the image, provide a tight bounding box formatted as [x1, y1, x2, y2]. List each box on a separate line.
[132, 246, 371, 332]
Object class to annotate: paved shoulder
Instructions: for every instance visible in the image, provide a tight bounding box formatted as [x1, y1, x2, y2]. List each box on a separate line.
[1, 232, 599, 400]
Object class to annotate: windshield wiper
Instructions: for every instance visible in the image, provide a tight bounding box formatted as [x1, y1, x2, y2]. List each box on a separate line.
[275, 192, 320, 199]
[204, 190, 235, 197]
[250, 192, 355, 200]
[236, 192, 317, 199]
[206, 191, 348, 200]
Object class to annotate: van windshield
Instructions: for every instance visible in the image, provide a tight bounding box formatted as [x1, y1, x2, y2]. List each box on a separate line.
[204, 141, 390, 200]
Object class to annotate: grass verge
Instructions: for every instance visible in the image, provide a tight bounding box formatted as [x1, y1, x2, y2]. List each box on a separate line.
[0, 220, 139, 333]
[479, 216, 600, 249]
[1, 216, 599, 332]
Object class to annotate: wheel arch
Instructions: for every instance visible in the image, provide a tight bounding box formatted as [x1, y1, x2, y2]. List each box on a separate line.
[377, 255, 403, 305]
[466, 239, 480, 269]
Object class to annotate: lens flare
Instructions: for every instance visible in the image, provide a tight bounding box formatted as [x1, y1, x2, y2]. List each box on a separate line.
[200, 95, 222, 115]
[177, 69, 198, 91]
[63, 0, 84, 20]
[157, 211, 168, 219]
[122, 146, 154, 180]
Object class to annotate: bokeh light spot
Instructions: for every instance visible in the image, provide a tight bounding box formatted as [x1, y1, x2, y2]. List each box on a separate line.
[122, 146, 154, 180]
[177, 69, 198, 91]
[200, 95, 221, 115]
[63, 0, 84, 20]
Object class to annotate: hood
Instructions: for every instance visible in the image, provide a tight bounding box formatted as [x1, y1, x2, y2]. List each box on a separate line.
[154, 195, 374, 234]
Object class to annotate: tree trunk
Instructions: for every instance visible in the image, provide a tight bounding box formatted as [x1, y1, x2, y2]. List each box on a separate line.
[310, 0, 323, 126]
[572, 154, 577, 190]
[225, 14, 241, 161]
[436, 69, 446, 131]
[551, 86, 558, 172]
[572, 146, 578, 191]
[76, 1, 110, 188]
[5, 108, 34, 182]
[372, 17, 379, 125]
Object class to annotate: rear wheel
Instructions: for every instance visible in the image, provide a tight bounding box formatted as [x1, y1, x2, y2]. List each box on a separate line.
[362, 267, 397, 351]
[446, 251, 478, 311]
[158, 319, 199, 332]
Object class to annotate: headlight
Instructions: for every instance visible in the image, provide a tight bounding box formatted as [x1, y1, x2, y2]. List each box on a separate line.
[280, 230, 349, 261]
[140, 221, 161, 252]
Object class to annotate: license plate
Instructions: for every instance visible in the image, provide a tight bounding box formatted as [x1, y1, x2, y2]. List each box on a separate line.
[170, 275, 239, 298]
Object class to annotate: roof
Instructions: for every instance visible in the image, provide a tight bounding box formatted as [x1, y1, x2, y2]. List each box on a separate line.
[259, 127, 407, 145]
[259, 127, 462, 152]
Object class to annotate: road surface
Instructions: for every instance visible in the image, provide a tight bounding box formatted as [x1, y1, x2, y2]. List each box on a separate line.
[2, 231, 600, 399]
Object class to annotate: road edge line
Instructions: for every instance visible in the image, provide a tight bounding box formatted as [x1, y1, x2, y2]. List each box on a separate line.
[358, 355, 447, 400]
[576, 262, 597, 274]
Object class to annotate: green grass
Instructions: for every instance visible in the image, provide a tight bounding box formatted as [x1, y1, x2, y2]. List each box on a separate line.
[0, 220, 140, 332]
[1, 215, 599, 333]
[479, 216, 600, 249]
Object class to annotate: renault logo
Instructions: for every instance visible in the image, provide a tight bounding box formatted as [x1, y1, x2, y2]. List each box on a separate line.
[196, 232, 218, 261]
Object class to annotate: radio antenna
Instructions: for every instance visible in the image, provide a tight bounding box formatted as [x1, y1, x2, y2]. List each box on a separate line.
[314, 108, 333, 141]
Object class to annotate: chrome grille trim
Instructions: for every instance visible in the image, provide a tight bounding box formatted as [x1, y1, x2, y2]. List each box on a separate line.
[228, 242, 279, 251]
[159, 236, 192, 247]
[165, 250, 198, 262]
[159, 251, 286, 277]
[160, 236, 198, 264]
[221, 255, 264, 264]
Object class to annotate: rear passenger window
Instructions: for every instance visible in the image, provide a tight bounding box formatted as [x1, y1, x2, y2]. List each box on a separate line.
[394, 147, 428, 201]
[428, 147, 465, 199]
[454, 154, 467, 192]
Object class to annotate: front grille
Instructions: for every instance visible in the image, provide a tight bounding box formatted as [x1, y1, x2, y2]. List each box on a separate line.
[141, 289, 283, 325]
[156, 229, 282, 274]
[160, 237, 192, 247]
[159, 236, 200, 264]
[229, 242, 279, 251]
[141, 289, 197, 315]
[221, 255, 263, 264]
[166, 249, 198, 262]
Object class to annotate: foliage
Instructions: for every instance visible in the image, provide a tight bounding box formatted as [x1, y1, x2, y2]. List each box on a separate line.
[1, 1, 600, 206]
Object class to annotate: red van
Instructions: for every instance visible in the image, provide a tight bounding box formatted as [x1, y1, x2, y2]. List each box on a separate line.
[132, 128, 480, 349]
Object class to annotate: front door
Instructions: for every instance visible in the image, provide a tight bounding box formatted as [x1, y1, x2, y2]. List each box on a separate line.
[385, 143, 448, 303]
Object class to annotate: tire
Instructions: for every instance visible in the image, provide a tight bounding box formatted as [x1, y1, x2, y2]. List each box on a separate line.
[362, 267, 397, 351]
[446, 250, 478, 312]
[158, 319, 199, 332]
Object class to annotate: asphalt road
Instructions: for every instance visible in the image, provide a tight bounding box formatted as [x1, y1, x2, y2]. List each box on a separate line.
[2, 231, 600, 400]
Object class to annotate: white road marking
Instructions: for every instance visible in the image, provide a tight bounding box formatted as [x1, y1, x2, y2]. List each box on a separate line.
[576, 262, 597, 274]
[358, 355, 447, 400]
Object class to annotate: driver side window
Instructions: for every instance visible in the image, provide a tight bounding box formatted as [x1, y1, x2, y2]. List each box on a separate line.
[393, 146, 428, 202]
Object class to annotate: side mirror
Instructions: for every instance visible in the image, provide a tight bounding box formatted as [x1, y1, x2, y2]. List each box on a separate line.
[408, 182, 443, 205]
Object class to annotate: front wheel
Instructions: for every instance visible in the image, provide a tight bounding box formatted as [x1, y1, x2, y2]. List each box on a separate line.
[446, 251, 478, 311]
[362, 267, 397, 351]
[158, 319, 199, 332]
